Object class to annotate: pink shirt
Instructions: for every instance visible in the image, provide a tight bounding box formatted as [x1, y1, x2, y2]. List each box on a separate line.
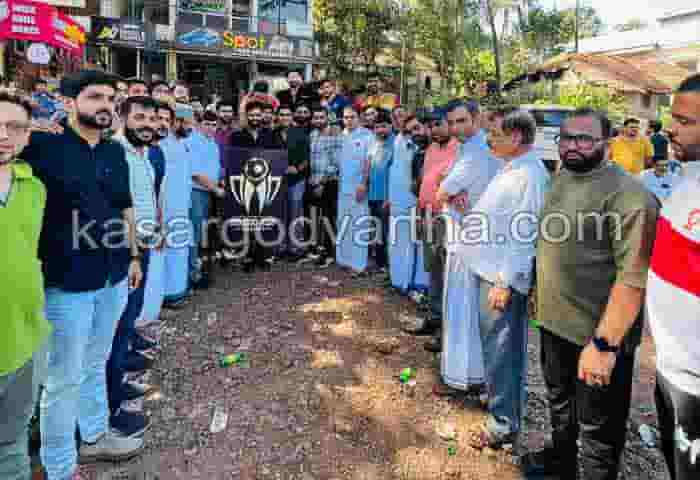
[419, 138, 459, 211]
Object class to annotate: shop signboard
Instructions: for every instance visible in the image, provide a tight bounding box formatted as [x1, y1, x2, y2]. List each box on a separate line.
[91, 17, 145, 46]
[175, 24, 316, 61]
[179, 0, 226, 14]
[0, 0, 86, 56]
[40, 0, 85, 7]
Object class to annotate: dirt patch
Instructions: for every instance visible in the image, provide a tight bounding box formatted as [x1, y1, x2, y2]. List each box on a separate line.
[77, 263, 668, 480]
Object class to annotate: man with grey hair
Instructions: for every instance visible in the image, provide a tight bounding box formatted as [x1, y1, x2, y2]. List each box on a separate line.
[460, 109, 551, 450]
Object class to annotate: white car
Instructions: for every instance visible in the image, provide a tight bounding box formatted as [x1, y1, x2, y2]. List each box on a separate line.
[521, 104, 575, 172]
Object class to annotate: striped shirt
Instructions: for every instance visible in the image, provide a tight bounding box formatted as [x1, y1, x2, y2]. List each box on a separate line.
[116, 135, 157, 233]
[647, 164, 700, 395]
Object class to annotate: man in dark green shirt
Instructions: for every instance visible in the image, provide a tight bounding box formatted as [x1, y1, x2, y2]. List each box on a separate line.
[522, 108, 660, 480]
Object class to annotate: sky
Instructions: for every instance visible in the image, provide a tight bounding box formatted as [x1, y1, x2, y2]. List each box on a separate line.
[550, 0, 698, 29]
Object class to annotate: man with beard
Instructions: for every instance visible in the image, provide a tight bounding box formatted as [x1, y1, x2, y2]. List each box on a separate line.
[293, 103, 312, 129]
[229, 101, 282, 272]
[522, 108, 659, 478]
[416, 109, 458, 353]
[23, 70, 144, 480]
[127, 78, 149, 98]
[150, 81, 172, 104]
[262, 104, 276, 130]
[387, 114, 431, 294]
[189, 110, 225, 288]
[358, 75, 398, 112]
[367, 109, 394, 273]
[646, 74, 700, 480]
[275, 104, 310, 261]
[106, 96, 163, 438]
[303, 106, 343, 267]
[361, 105, 378, 130]
[215, 100, 237, 146]
[609, 117, 654, 174]
[161, 104, 196, 307]
[137, 102, 174, 328]
[277, 71, 317, 111]
[0, 93, 51, 480]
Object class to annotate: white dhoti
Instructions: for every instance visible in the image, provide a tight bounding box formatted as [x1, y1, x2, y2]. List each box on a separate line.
[336, 193, 369, 272]
[389, 207, 430, 292]
[441, 254, 485, 389]
[137, 248, 165, 327]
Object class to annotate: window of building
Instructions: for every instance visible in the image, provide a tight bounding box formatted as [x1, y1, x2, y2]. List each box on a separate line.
[258, 0, 308, 24]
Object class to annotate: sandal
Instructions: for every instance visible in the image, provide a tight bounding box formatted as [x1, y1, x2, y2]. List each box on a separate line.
[467, 424, 516, 450]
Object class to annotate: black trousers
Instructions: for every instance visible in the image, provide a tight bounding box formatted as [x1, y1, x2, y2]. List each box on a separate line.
[368, 200, 389, 269]
[307, 180, 338, 259]
[656, 372, 700, 480]
[540, 328, 635, 480]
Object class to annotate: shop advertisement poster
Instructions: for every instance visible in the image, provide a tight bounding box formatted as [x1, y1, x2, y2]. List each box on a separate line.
[175, 23, 316, 61]
[0, 0, 85, 56]
[91, 16, 145, 45]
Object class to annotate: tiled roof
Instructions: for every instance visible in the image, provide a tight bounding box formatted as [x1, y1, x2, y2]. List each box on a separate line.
[529, 53, 690, 94]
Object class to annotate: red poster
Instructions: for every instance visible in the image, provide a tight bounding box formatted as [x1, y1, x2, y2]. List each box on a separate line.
[0, 0, 85, 56]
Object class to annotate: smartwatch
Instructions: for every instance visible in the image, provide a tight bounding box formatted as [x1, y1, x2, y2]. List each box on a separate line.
[592, 336, 619, 353]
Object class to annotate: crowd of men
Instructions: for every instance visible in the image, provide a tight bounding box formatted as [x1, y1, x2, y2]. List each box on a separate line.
[1, 67, 699, 480]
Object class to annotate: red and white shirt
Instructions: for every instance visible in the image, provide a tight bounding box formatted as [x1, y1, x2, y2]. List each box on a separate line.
[647, 163, 700, 395]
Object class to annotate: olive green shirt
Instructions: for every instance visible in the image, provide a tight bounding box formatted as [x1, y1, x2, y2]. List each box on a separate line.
[536, 162, 660, 351]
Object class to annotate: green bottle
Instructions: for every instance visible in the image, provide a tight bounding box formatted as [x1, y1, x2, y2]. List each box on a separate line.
[220, 352, 247, 367]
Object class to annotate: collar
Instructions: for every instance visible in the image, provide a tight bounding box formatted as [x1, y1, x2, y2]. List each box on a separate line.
[10, 162, 34, 179]
[506, 148, 539, 170]
[113, 133, 147, 157]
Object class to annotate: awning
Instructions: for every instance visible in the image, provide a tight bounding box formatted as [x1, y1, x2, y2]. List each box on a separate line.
[0, 0, 86, 56]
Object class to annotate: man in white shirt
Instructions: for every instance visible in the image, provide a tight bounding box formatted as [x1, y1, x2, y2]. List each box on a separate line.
[639, 159, 682, 203]
[461, 110, 551, 450]
[647, 73, 700, 480]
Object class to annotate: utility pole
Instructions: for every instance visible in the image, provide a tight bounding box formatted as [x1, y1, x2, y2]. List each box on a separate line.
[575, 0, 580, 53]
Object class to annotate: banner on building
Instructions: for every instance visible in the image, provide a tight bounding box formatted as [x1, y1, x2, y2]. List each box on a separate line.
[221, 147, 288, 244]
[0, 0, 86, 56]
[175, 23, 316, 61]
[179, 0, 226, 14]
[91, 17, 145, 46]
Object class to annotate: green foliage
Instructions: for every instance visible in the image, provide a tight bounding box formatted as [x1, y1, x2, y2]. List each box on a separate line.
[535, 84, 629, 123]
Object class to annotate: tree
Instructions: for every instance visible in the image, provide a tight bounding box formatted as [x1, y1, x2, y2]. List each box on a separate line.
[313, 0, 400, 80]
[536, 84, 628, 122]
[614, 18, 648, 32]
[482, 0, 504, 95]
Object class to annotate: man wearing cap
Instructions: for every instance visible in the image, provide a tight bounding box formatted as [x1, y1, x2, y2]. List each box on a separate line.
[23, 70, 144, 480]
[161, 103, 196, 307]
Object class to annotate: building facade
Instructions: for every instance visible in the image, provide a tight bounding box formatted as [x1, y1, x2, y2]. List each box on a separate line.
[91, 0, 318, 103]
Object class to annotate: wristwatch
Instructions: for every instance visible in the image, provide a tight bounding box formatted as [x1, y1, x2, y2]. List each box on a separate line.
[592, 336, 619, 353]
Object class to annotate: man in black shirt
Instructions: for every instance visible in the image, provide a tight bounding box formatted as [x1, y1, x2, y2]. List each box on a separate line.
[229, 101, 282, 272]
[276, 71, 318, 112]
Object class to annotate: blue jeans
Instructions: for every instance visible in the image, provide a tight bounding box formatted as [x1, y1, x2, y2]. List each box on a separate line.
[189, 189, 210, 281]
[285, 181, 306, 255]
[107, 252, 149, 414]
[478, 276, 528, 437]
[41, 279, 129, 480]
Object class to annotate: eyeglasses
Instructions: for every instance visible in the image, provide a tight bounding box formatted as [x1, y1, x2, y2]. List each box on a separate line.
[0, 121, 30, 136]
[554, 133, 602, 149]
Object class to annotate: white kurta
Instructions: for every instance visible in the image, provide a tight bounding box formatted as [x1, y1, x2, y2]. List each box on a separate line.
[137, 248, 165, 327]
[441, 134, 502, 390]
[387, 137, 429, 292]
[336, 127, 374, 272]
[161, 136, 193, 302]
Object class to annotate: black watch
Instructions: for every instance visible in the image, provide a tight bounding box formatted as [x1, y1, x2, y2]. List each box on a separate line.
[592, 336, 619, 353]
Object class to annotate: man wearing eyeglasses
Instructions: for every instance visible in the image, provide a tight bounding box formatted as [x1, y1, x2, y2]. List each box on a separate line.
[523, 108, 659, 479]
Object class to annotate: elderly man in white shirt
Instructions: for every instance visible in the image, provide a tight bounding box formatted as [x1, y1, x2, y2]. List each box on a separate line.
[460, 110, 551, 450]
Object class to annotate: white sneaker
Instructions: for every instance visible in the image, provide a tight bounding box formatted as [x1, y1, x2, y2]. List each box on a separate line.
[78, 430, 144, 464]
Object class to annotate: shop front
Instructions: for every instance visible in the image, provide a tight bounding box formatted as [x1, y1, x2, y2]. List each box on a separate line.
[174, 22, 319, 102]
[89, 16, 166, 81]
[0, 0, 86, 90]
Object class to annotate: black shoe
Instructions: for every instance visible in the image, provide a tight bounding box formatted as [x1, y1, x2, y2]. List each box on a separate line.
[423, 335, 442, 353]
[121, 381, 146, 401]
[400, 314, 436, 335]
[132, 334, 157, 352]
[110, 409, 151, 438]
[521, 447, 568, 477]
[123, 352, 154, 373]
